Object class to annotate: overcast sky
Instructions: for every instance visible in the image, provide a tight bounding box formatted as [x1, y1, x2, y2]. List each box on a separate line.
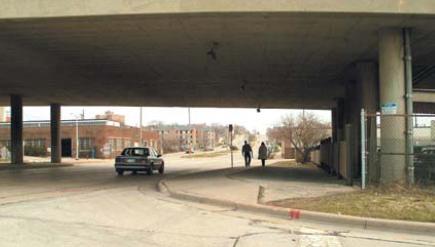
[8, 107, 331, 134]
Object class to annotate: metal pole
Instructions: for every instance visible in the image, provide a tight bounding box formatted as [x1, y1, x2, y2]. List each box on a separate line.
[230, 130, 234, 168]
[75, 118, 79, 160]
[139, 107, 143, 146]
[187, 107, 191, 152]
[403, 28, 414, 185]
[360, 109, 366, 189]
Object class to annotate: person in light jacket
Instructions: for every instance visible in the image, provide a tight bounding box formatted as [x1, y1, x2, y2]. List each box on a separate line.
[258, 142, 268, 167]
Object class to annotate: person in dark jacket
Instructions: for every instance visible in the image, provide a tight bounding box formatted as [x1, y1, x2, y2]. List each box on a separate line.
[258, 142, 268, 167]
[241, 141, 253, 167]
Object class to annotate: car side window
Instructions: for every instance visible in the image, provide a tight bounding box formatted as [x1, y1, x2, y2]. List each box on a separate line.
[121, 149, 130, 156]
[150, 148, 157, 158]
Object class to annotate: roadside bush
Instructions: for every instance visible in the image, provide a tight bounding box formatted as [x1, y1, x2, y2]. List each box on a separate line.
[24, 145, 47, 157]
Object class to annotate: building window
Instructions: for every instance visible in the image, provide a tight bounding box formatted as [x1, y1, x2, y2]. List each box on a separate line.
[0, 140, 11, 150]
[79, 137, 93, 151]
[124, 139, 131, 148]
[24, 139, 46, 148]
[116, 138, 123, 151]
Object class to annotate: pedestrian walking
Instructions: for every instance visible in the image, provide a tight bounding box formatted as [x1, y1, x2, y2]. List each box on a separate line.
[241, 141, 253, 167]
[258, 142, 268, 167]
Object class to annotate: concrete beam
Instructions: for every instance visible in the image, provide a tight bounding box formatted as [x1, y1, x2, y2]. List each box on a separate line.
[10, 95, 23, 164]
[1, 0, 434, 19]
[50, 104, 61, 163]
[413, 89, 435, 103]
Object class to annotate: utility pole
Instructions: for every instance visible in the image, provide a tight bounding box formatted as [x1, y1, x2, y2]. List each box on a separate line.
[229, 124, 233, 168]
[139, 107, 143, 146]
[188, 107, 191, 152]
[75, 117, 79, 160]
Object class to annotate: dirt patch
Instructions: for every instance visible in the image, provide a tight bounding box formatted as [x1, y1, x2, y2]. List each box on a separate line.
[268, 185, 435, 222]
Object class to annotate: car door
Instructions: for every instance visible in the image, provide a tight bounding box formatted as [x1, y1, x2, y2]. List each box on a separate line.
[150, 148, 162, 166]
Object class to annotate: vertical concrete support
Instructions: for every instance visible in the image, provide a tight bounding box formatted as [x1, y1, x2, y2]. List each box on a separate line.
[344, 81, 359, 179]
[379, 28, 406, 184]
[331, 108, 338, 175]
[336, 98, 345, 178]
[10, 95, 23, 165]
[50, 104, 61, 163]
[345, 123, 354, 185]
[331, 108, 338, 143]
[356, 62, 379, 183]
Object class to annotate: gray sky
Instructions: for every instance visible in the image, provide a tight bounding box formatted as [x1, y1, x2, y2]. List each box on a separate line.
[13, 107, 331, 134]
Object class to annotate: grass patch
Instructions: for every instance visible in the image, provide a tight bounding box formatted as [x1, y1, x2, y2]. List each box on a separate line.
[270, 160, 311, 168]
[268, 185, 435, 222]
[181, 150, 230, 158]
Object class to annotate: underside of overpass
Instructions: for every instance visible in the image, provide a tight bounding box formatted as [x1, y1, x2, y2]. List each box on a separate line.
[0, 1, 434, 108]
[1, 0, 435, 185]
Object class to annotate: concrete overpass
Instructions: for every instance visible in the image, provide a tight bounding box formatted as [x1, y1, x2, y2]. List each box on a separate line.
[1, 0, 435, 184]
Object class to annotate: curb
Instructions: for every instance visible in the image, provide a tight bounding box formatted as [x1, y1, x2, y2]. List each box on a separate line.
[0, 163, 74, 171]
[157, 179, 435, 235]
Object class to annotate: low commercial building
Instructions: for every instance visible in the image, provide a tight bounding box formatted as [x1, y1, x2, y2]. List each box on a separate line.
[0, 118, 160, 159]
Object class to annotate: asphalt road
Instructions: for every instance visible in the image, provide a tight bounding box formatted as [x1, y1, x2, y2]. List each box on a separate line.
[0, 154, 434, 247]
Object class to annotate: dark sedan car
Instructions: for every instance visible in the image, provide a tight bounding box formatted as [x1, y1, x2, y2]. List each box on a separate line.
[115, 147, 164, 175]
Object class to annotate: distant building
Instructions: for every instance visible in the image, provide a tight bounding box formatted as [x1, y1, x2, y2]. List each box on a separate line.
[0, 117, 160, 159]
[149, 124, 217, 153]
[96, 111, 125, 125]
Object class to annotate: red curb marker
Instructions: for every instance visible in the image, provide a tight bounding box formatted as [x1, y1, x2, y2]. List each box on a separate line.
[289, 210, 301, 220]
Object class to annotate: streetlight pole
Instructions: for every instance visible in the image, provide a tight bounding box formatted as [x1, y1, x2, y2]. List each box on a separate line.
[75, 117, 79, 160]
[139, 107, 143, 146]
[188, 107, 191, 152]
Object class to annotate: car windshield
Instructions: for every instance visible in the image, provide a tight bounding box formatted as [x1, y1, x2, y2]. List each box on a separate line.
[122, 148, 149, 157]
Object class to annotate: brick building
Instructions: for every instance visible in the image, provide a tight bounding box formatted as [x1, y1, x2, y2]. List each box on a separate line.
[149, 124, 217, 153]
[0, 118, 160, 159]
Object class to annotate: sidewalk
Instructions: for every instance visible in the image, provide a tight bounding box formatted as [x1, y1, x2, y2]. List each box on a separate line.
[163, 162, 355, 206]
[160, 162, 435, 234]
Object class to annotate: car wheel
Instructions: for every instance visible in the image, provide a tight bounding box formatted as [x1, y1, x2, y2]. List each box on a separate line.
[158, 164, 164, 174]
[117, 169, 124, 176]
[132, 171, 138, 175]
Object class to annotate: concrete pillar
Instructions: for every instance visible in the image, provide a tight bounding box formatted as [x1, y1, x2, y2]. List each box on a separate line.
[379, 28, 406, 184]
[344, 81, 359, 179]
[10, 95, 23, 164]
[335, 98, 345, 178]
[331, 108, 338, 143]
[355, 62, 379, 183]
[50, 104, 61, 163]
[336, 98, 345, 141]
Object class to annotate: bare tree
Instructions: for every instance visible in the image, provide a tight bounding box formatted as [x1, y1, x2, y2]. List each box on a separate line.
[274, 112, 329, 162]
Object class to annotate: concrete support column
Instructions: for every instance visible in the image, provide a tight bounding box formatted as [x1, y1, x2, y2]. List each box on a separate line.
[10, 95, 23, 165]
[345, 81, 359, 179]
[379, 28, 406, 184]
[50, 104, 61, 163]
[356, 62, 379, 183]
[336, 98, 345, 142]
[331, 108, 338, 143]
[335, 98, 345, 178]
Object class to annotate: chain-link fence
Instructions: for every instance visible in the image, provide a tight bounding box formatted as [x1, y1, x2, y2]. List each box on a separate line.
[363, 112, 435, 186]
